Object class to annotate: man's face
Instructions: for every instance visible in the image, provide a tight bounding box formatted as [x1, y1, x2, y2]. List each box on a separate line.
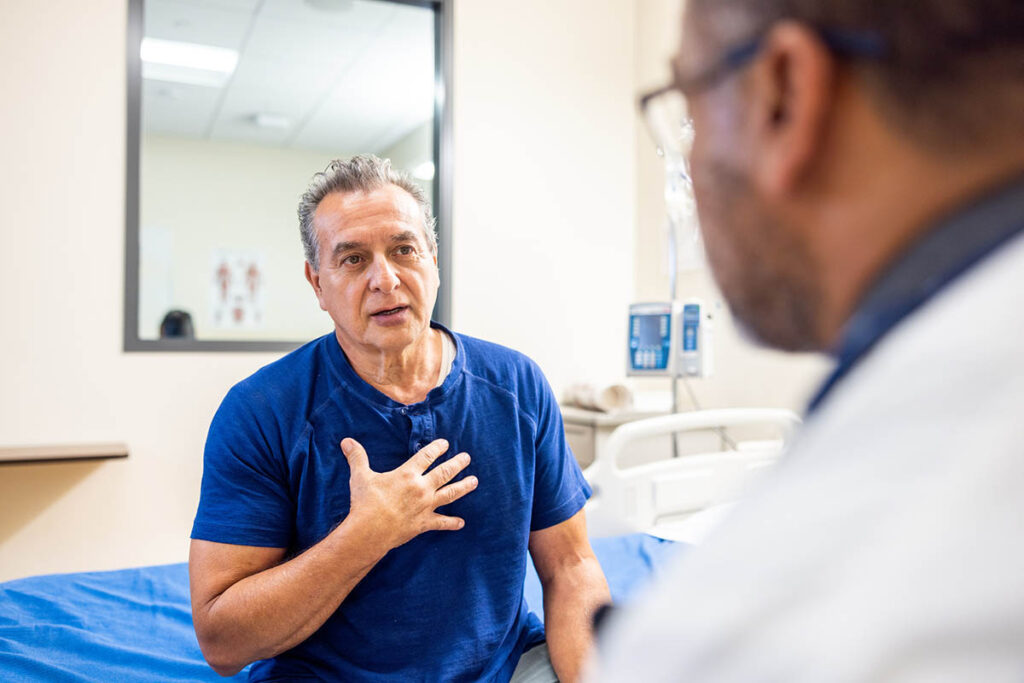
[305, 184, 439, 357]
[674, 9, 821, 351]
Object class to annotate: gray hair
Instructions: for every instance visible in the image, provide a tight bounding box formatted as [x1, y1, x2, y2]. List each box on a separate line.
[298, 155, 438, 270]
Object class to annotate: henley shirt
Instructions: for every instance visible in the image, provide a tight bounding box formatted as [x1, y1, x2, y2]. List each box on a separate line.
[191, 323, 591, 682]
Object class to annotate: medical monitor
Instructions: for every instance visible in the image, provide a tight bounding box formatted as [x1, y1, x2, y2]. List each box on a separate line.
[627, 302, 675, 376]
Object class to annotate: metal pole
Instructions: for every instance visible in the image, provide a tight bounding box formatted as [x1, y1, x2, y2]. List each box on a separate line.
[667, 214, 680, 458]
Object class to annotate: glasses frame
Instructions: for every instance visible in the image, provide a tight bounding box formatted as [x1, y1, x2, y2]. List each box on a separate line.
[639, 26, 888, 158]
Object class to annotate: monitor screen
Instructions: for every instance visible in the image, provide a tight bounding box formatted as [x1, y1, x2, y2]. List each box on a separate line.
[638, 315, 662, 347]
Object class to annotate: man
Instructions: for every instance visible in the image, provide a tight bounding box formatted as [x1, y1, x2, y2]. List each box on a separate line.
[189, 155, 610, 682]
[595, 0, 1024, 680]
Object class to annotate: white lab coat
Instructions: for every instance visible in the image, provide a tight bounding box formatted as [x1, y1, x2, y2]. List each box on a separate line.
[594, 232, 1024, 682]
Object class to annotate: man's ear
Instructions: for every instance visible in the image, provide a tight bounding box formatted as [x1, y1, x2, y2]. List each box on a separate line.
[748, 21, 836, 199]
[304, 261, 328, 311]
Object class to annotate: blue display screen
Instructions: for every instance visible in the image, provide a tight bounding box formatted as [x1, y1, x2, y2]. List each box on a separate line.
[630, 312, 671, 370]
[638, 315, 661, 346]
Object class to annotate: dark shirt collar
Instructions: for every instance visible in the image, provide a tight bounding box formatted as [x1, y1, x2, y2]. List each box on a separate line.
[808, 173, 1024, 414]
[324, 320, 465, 410]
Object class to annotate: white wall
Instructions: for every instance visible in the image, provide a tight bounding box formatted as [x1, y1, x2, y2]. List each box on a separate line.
[378, 120, 434, 198]
[451, 0, 635, 392]
[631, 0, 830, 411]
[0, 0, 636, 581]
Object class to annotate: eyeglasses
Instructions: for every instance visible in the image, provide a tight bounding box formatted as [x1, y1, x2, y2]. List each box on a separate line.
[639, 27, 888, 163]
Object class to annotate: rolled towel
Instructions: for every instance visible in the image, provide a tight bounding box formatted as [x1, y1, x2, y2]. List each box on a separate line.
[564, 383, 634, 413]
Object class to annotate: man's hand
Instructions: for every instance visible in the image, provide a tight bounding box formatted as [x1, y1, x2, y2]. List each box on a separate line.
[341, 437, 478, 552]
[190, 436, 478, 676]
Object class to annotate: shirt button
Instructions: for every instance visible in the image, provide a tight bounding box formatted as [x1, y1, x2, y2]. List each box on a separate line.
[400, 408, 407, 415]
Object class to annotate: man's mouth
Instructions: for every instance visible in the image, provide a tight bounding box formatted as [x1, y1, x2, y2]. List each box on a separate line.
[371, 305, 408, 318]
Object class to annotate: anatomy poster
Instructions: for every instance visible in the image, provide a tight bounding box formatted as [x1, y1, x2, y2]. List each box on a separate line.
[210, 249, 265, 329]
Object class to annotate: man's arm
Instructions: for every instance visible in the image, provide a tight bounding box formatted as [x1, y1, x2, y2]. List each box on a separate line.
[189, 438, 477, 676]
[529, 509, 611, 683]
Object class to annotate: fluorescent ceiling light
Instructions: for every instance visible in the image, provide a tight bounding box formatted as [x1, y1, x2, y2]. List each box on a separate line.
[251, 113, 291, 130]
[412, 161, 435, 181]
[141, 38, 238, 88]
[305, 0, 354, 11]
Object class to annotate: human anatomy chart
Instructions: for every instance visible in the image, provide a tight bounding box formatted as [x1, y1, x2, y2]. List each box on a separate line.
[210, 249, 265, 329]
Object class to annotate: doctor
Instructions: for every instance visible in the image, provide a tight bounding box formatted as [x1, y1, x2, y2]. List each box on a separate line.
[595, 0, 1024, 680]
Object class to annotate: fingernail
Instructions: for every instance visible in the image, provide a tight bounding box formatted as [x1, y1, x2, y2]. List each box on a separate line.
[467, 476, 478, 487]
[457, 519, 465, 529]
[340, 439, 351, 453]
[461, 452, 471, 463]
[438, 439, 449, 449]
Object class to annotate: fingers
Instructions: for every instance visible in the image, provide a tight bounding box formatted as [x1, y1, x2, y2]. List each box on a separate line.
[425, 452, 471, 489]
[428, 513, 466, 532]
[406, 439, 450, 474]
[434, 475, 479, 507]
[340, 438, 370, 473]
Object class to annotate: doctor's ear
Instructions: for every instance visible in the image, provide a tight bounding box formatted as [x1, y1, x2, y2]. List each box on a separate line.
[748, 21, 837, 199]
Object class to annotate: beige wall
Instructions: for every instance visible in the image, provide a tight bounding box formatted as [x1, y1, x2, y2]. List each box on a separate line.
[0, 0, 285, 582]
[450, 0, 635, 392]
[0, 0, 636, 581]
[631, 0, 830, 411]
[0, 0, 828, 582]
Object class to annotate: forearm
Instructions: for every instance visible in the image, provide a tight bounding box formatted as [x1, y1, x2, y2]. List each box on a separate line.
[542, 557, 611, 683]
[194, 517, 388, 675]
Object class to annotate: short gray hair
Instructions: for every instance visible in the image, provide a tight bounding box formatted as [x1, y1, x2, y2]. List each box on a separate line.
[298, 155, 438, 270]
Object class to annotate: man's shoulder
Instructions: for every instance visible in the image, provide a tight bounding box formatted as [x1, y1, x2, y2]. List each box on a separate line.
[224, 333, 334, 416]
[451, 331, 552, 414]
[812, 232, 1024, 436]
[454, 331, 542, 378]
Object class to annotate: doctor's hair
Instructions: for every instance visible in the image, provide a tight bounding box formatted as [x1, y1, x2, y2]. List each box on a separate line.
[297, 155, 438, 270]
[689, 0, 1024, 152]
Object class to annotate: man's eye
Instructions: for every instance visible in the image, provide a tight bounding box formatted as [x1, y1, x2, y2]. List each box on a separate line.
[396, 245, 415, 256]
[342, 255, 363, 266]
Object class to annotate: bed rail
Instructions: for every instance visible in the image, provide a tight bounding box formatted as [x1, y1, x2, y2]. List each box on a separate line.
[583, 408, 800, 538]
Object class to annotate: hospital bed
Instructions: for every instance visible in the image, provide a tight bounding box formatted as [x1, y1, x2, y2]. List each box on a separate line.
[0, 409, 797, 681]
[0, 535, 680, 681]
[583, 408, 801, 542]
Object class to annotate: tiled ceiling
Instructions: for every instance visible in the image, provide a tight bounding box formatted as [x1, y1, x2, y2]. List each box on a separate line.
[141, 0, 436, 155]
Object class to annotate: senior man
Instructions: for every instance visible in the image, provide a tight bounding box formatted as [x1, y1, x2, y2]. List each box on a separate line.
[189, 155, 610, 682]
[595, 0, 1024, 680]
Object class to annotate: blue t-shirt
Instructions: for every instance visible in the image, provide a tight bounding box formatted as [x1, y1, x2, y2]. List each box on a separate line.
[191, 324, 591, 682]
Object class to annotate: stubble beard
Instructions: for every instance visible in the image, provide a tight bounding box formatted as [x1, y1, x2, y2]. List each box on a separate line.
[696, 162, 824, 352]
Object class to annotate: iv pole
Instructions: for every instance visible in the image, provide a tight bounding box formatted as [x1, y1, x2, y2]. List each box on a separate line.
[666, 173, 681, 459]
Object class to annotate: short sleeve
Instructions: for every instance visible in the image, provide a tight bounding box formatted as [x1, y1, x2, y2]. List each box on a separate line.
[528, 365, 592, 531]
[190, 383, 295, 548]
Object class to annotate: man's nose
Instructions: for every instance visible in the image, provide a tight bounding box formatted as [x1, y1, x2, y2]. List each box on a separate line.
[367, 257, 400, 292]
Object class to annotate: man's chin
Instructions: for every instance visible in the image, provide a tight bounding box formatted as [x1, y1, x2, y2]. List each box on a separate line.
[730, 310, 776, 349]
[725, 297, 823, 353]
[364, 323, 432, 353]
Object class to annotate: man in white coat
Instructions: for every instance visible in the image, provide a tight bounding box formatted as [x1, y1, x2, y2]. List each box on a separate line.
[593, 0, 1024, 680]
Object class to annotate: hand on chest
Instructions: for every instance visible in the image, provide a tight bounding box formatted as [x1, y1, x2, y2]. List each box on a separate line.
[292, 404, 535, 547]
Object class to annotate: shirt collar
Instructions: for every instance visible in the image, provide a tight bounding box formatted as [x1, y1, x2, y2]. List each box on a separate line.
[323, 320, 465, 410]
[808, 173, 1024, 414]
